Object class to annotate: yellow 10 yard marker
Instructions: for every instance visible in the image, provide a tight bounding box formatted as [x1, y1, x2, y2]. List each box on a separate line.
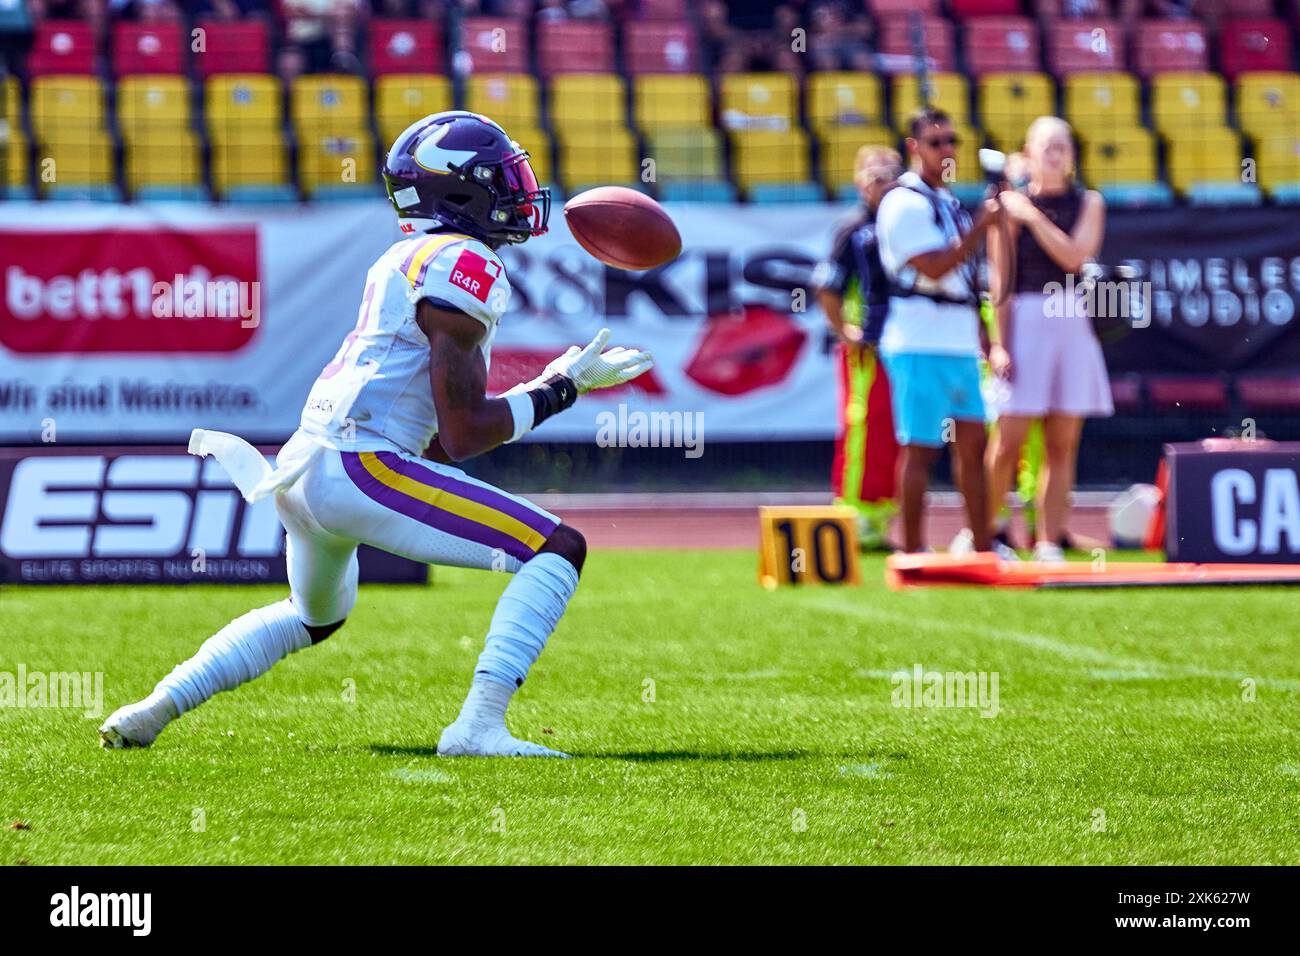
[758, 506, 862, 589]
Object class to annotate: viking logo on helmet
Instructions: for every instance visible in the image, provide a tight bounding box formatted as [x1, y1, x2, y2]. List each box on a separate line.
[382, 111, 550, 248]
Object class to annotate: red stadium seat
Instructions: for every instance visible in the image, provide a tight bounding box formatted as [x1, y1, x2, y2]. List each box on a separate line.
[1047, 18, 1125, 75]
[1147, 376, 1229, 412]
[1133, 19, 1208, 77]
[636, 0, 689, 18]
[112, 23, 185, 77]
[878, 15, 955, 73]
[950, 0, 1022, 15]
[964, 16, 1040, 76]
[27, 21, 97, 77]
[1237, 375, 1300, 412]
[868, 0, 938, 13]
[537, 21, 614, 76]
[624, 21, 700, 74]
[460, 17, 528, 74]
[1219, 19, 1294, 80]
[193, 21, 272, 77]
[368, 19, 443, 75]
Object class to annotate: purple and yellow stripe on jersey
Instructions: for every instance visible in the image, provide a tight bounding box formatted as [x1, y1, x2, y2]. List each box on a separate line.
[399, 232, 473, 287]
[341, 451, 558, 562]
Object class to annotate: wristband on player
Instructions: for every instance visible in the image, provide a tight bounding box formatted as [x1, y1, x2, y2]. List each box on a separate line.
[503, 373, 578, 443]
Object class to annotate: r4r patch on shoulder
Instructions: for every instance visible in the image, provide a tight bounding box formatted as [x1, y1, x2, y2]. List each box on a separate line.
[448, 248, 501, 303]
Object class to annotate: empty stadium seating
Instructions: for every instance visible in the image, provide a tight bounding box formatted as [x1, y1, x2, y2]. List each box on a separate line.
[27, 21, 97, 76]
[624, 20, 700, 74]
[0, 3, 1292, 208]
[1219, 18, 1294, 79]
[112, 23, 186, 77]
[375, 74, 453, 145]
[979, 73, 1055, 152]
[1133, 19, 1208, 78]
[1047, 19, 1124, 75]
[964, 17, 1039, 77]
[461, 17, 528, 74]
[193, 20, 271, 77]
[368, 19, 443, 75]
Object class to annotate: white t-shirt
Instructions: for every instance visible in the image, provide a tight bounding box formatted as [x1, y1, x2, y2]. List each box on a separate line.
[875, 172, 980, 356]
[298, 231, 511, 457]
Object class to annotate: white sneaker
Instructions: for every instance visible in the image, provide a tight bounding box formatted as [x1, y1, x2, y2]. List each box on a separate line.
[437, 720, 570, 758]
[98, 691, 177, 749]
[949, 528, 976, 556]
[1032, 542, 1067, 564]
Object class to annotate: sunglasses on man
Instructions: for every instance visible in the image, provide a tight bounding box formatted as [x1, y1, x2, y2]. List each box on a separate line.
[922, 134, 960, 148]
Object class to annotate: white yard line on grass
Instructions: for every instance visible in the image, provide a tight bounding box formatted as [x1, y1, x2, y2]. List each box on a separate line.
[805, 595, 1300, 693]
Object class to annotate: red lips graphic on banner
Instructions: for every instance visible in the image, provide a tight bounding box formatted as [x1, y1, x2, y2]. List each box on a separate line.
[684, 305, 807, 396]
[0, 228, 261, 354]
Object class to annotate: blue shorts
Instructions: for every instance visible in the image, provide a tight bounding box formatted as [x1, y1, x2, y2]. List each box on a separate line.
[879, 351, 985, 447]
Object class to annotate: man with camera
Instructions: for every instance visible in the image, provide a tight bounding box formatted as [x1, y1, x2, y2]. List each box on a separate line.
[874, 107, 1004, 554]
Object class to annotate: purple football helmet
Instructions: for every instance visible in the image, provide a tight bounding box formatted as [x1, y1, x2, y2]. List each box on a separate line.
[382, 111, 550, 247]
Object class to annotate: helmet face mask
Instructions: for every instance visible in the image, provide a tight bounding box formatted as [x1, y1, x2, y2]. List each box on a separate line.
[383, 112, 551, 246]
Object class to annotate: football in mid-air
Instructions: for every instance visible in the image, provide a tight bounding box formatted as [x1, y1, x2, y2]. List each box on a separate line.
[563, 186, 682, 271]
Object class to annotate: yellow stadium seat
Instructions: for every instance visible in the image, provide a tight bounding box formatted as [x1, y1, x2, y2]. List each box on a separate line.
[30, 76, 107, 140]
[892, 73, 970, 133]
[556, 126, 638, 190]
[299, 130, 377, 195]
[550, 74, 627, 132]
[1, 76, 25, 191]
[466, 74, 540, 132]
[806, 72, 886, 132]
[719, 73, 798, 130]
[206, 74, 282, 142]
[125, 130, 203, 192]
[1254, 134, 1300, 193]
[211, 131, 291, 195]
[292, 74, 370, 138]
[633, 75, 711, 132]
[817, 126, 898, 190]
[1081, 126, 1157, 186]
[2, 74, 20, 126]
[36, 131, 114, 194]
[1064, 73, 1141, 140]
[730, 128, 810, 189]
[979, 73, 1055, 152]
[1237, 73, 1300, 143]
[374, 74, 453, 145]
[645, 127, 725, 180]
[508, 126, 552, 185]
[1151, 72, 1226, 136]
[117, 76, 192, 142]
[1165, 127, 1241, 193]
[3, 129, 29, 191]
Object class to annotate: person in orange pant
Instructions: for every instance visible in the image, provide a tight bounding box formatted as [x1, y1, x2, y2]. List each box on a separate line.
[813, 146, 902, 550]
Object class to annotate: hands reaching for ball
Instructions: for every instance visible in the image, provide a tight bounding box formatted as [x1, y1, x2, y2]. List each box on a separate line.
[545, 328, 654, 394]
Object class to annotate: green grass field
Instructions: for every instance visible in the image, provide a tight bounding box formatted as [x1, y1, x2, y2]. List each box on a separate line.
[3, 549, 1298, 865]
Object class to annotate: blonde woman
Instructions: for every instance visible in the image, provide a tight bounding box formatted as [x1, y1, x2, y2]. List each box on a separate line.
[985, 116, 1111, 563]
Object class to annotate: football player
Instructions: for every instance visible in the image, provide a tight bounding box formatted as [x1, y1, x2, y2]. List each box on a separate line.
[99, 112, 653, 757]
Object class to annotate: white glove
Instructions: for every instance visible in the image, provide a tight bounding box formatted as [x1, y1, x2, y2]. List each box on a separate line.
[543, 327, 653, 394]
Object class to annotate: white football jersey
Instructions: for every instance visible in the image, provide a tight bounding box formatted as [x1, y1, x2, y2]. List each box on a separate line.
[299, 231, 512, 456]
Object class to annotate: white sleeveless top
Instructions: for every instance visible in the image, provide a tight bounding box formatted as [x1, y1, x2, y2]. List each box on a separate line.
[298, 231, 512, 456]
